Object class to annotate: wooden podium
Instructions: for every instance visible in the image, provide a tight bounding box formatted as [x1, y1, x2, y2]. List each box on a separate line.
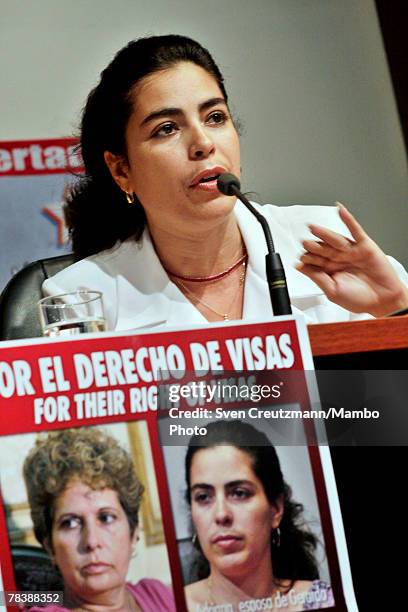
[309, 315, 408, 368]
[308, 316, 408, 609]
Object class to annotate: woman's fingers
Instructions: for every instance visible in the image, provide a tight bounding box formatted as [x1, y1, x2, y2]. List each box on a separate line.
[302, 239, 352, 263]
[300, 252, 327, 266]
[298, 204, 408, 316]
[336, 202, 367, 242]
[308, 223, 354, 250]
[307, 203, 367, 251]
[295, 262, 337, 298]
[303, 204, 373, 266]
[299, 252, 346, 273]
[302, 240, 326, 255]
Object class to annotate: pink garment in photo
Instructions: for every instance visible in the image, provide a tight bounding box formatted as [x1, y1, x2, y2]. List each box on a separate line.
[25, 578, 176, 612]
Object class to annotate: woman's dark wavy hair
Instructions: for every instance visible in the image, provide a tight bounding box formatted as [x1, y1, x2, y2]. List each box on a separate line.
[185, 420, 320, 583]
[66, 35, 228, 259]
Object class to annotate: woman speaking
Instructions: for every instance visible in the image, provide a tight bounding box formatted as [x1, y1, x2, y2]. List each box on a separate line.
[23, 427, 175, 611]
[42, 35, 408, 328]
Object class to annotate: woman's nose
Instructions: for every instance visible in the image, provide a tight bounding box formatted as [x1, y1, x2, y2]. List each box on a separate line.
[188, 125, 215, 160]
[81, 521, 101, 551]
[214, 496, 233, 525]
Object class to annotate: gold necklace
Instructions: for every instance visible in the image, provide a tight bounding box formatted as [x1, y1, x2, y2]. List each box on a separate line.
[174, 260, 247, 321]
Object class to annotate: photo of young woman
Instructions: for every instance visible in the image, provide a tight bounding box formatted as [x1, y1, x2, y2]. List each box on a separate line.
[161, 419, 336, 611]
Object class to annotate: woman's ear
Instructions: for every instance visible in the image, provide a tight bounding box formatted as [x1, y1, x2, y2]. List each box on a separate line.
[103, 151, 132, 194]
[270, 494, 284, 529]
[131, 527, 140, 549]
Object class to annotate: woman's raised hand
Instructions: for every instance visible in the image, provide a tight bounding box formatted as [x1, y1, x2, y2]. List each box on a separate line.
[296, 203, 408, 317]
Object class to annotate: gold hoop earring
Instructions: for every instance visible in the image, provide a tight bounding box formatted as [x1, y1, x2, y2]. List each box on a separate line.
[126, 191, 135, 204]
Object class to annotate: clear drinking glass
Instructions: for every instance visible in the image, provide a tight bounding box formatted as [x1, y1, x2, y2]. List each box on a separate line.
[38, 291, 106, 337]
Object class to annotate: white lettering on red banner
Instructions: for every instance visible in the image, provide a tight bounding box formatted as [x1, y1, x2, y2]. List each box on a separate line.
[0, 139, 83, 176]
[0, 322, 302, 432]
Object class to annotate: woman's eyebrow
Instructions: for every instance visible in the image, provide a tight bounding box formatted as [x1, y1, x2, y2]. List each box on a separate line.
[225, 479, 252, 488]
[191, 479, 252, 492]
[140, 107, 181, 127]
[97, 506, 118, 512]
[190, 483, 212, 492]
[199, 97, 227, 112]
[55, 512, 78, 521]
[140, 97, 227, 127]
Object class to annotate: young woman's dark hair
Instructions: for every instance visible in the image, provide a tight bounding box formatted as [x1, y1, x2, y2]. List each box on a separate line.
[65, 35, 229, 259]
[185, 420, 320, 583]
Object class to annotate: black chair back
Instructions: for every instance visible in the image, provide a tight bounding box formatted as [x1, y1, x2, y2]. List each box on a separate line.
[11, 544, 64, 591]
[0, 254, 75, 341]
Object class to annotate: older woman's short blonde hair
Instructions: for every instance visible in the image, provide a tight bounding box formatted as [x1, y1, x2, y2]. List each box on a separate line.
[23, 427, 144, 546]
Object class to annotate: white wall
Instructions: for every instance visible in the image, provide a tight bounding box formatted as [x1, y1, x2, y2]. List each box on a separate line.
[1, 0, 406, 264]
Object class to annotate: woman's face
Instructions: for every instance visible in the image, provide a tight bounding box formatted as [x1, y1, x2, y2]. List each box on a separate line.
[105, 61, 241, 235]
[48, 480, 137, 601]
[190, 446, 283, 578]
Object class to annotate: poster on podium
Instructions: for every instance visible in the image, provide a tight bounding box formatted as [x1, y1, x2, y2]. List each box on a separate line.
[0, 315, 357, 611]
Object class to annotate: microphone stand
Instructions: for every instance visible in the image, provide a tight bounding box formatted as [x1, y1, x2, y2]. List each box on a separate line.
[218, 175, 292, 315]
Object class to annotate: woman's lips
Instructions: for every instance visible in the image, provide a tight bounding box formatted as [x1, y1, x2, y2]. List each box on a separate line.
[212, 534, 243, 551]
[81, 562, 111, 575]
[192, 179, 220, 192]
[189, 166, 226, 192]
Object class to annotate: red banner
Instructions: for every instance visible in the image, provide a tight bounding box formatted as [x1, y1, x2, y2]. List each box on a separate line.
[0, 138, 83, 176]
[0, 320, 307, 434]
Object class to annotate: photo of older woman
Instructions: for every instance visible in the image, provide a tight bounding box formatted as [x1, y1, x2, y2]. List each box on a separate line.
[1, 425, 175, 612]
[162, 419, 335, 611]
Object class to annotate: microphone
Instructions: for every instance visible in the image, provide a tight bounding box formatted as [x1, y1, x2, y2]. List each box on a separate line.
[217, 173, 292, 316]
